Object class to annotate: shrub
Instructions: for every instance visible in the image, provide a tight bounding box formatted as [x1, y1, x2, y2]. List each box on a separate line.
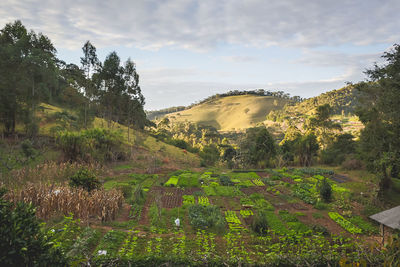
[342, 158, 363, 170]
[0, 189, 66, 266]
[251, 211, 269, 235]
[219, 175, 234, 186]
[56, 128, 125, 162]
[314, 201, 329, 210]
[188, 204, 225, 230]
[69, 168, 100, 192]
[318, 178, 332, 202]
[20, 139, 37, 159]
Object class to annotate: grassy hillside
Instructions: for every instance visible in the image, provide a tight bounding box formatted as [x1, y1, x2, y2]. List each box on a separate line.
[34, 103, 200, 168]
[270, 85, 359, 120]
[165, 95, 290, 131]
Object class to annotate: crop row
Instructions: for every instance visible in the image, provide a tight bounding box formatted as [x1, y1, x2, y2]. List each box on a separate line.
[328, 212, 362, 234]
[198, 196, 210, 206]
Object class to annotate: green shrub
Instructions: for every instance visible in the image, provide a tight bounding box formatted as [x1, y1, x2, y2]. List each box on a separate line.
[314, 201, 329, 210]
[57, 128, 125, 162]
[117, 184, 132, 199]
[0, 189, 66, 266]
[69, 168, 100, 192]
[311, 224, 330, 236]
[219, 175, 234, 186]
[20, 139, 37, 159]
[318, 178, 332, 202]
[188, 204, 225, 230]
[251, 211, 269, 235]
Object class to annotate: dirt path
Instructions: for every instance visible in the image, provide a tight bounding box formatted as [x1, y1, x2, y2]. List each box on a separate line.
[115, 203, 131, 222]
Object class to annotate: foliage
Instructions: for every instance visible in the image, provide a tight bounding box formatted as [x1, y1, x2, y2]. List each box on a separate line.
[56, 128, 125, 162]
[238, 127, 276, 168]
[182, 195, 195, 205]
[94, 230, 127, 259]
[219, 175, 234, 186]
[264, 211, 290, 235]
[0, 188, 66, 266]
[384, 234, 400, 267]
[320, 133, 356, 165]
[199, 144, 220, 166]
[348, 216, 378, 235]
[188, 204, 225, 230]
[176, 172, 199, 187]
[69, 167, 100, 192]
[20, 139, 38, 159]
[328, 212, 362, 234]
[203, 185, 243, 197]
[164, 176, 179, 187]
[268, 85, 358, 122]
[240, 209, 253, 218]
[0, 21, 58, 136]
[355, 44, 400, 194]
[198, 196, 210, 206]
[251, 210, 269, 235]
[306, 104, 342, 149]
[318, 177, 332, 202]
[66, 227, 101, 261]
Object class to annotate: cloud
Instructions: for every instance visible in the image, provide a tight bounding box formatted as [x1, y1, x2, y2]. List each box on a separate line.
[1, 0, 399, 50]
[222, 55, 258, 63]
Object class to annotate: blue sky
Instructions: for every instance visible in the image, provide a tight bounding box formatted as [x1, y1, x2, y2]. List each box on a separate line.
[1, 0, 399, 110]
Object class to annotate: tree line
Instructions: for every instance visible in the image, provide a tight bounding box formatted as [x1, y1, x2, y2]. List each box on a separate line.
[0, 20, 147, 137]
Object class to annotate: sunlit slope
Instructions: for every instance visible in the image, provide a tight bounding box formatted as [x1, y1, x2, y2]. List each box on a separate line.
[165, 95, 289, 131]
[36, 103, 200, 166]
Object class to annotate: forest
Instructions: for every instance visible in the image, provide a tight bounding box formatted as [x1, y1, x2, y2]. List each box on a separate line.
[1, 20, 400, 266]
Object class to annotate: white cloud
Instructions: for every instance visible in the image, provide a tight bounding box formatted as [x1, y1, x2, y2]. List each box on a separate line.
[1, 0, 399, 50]
[222, 55, 258, 63]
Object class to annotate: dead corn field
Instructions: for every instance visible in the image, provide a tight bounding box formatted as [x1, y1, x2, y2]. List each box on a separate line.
[5, 183, 123, 221]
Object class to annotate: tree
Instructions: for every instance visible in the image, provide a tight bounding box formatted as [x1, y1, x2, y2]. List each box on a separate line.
[355, 44, 400, 195]
[294, 134, 319, 167]
[0, 189, 66, 266]
[80, 41, 99, 128]
[239, 127, 276, 168]
[306, 104, 342, 149]
[0, 20, 58, 136]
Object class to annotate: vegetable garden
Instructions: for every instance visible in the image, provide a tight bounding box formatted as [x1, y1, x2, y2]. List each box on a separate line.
[6, 167, 388, 265]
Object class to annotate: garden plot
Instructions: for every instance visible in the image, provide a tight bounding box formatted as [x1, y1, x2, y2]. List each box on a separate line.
[46, 168, 383, 265]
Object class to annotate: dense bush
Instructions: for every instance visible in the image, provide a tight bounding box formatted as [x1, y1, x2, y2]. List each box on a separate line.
[341, 158, 363, 170]
[188, 204, 225, 231]
[251, 210, 269, 234]
[318, 178, 332, 202]
[56, 128, 125, 162]
[219, 175, 234, 186]
[0, 188, 67, 266]
[69, 168, 100, 192]
[20, 139, 37, 159]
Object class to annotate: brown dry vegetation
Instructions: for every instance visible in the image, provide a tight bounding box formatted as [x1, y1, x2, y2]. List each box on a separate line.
[5, 183, 123, 222]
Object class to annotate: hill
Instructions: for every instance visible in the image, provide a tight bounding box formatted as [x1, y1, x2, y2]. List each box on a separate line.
[267, 85, 359, 121]
[164, 94, 290, 131]
[16, 103, 201, 171]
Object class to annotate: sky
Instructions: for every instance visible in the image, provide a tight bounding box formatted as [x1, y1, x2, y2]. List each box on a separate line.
[1, 0, 399, 110]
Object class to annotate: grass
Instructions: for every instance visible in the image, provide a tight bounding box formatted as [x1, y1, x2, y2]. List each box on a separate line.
[93, 230, 128, 258]
[164, 95, 289, 131]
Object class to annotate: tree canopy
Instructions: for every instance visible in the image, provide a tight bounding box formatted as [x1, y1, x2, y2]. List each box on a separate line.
[356, 44, 400, 194]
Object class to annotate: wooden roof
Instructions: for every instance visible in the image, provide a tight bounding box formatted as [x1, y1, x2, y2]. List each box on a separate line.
[369, 205, 400, 229]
